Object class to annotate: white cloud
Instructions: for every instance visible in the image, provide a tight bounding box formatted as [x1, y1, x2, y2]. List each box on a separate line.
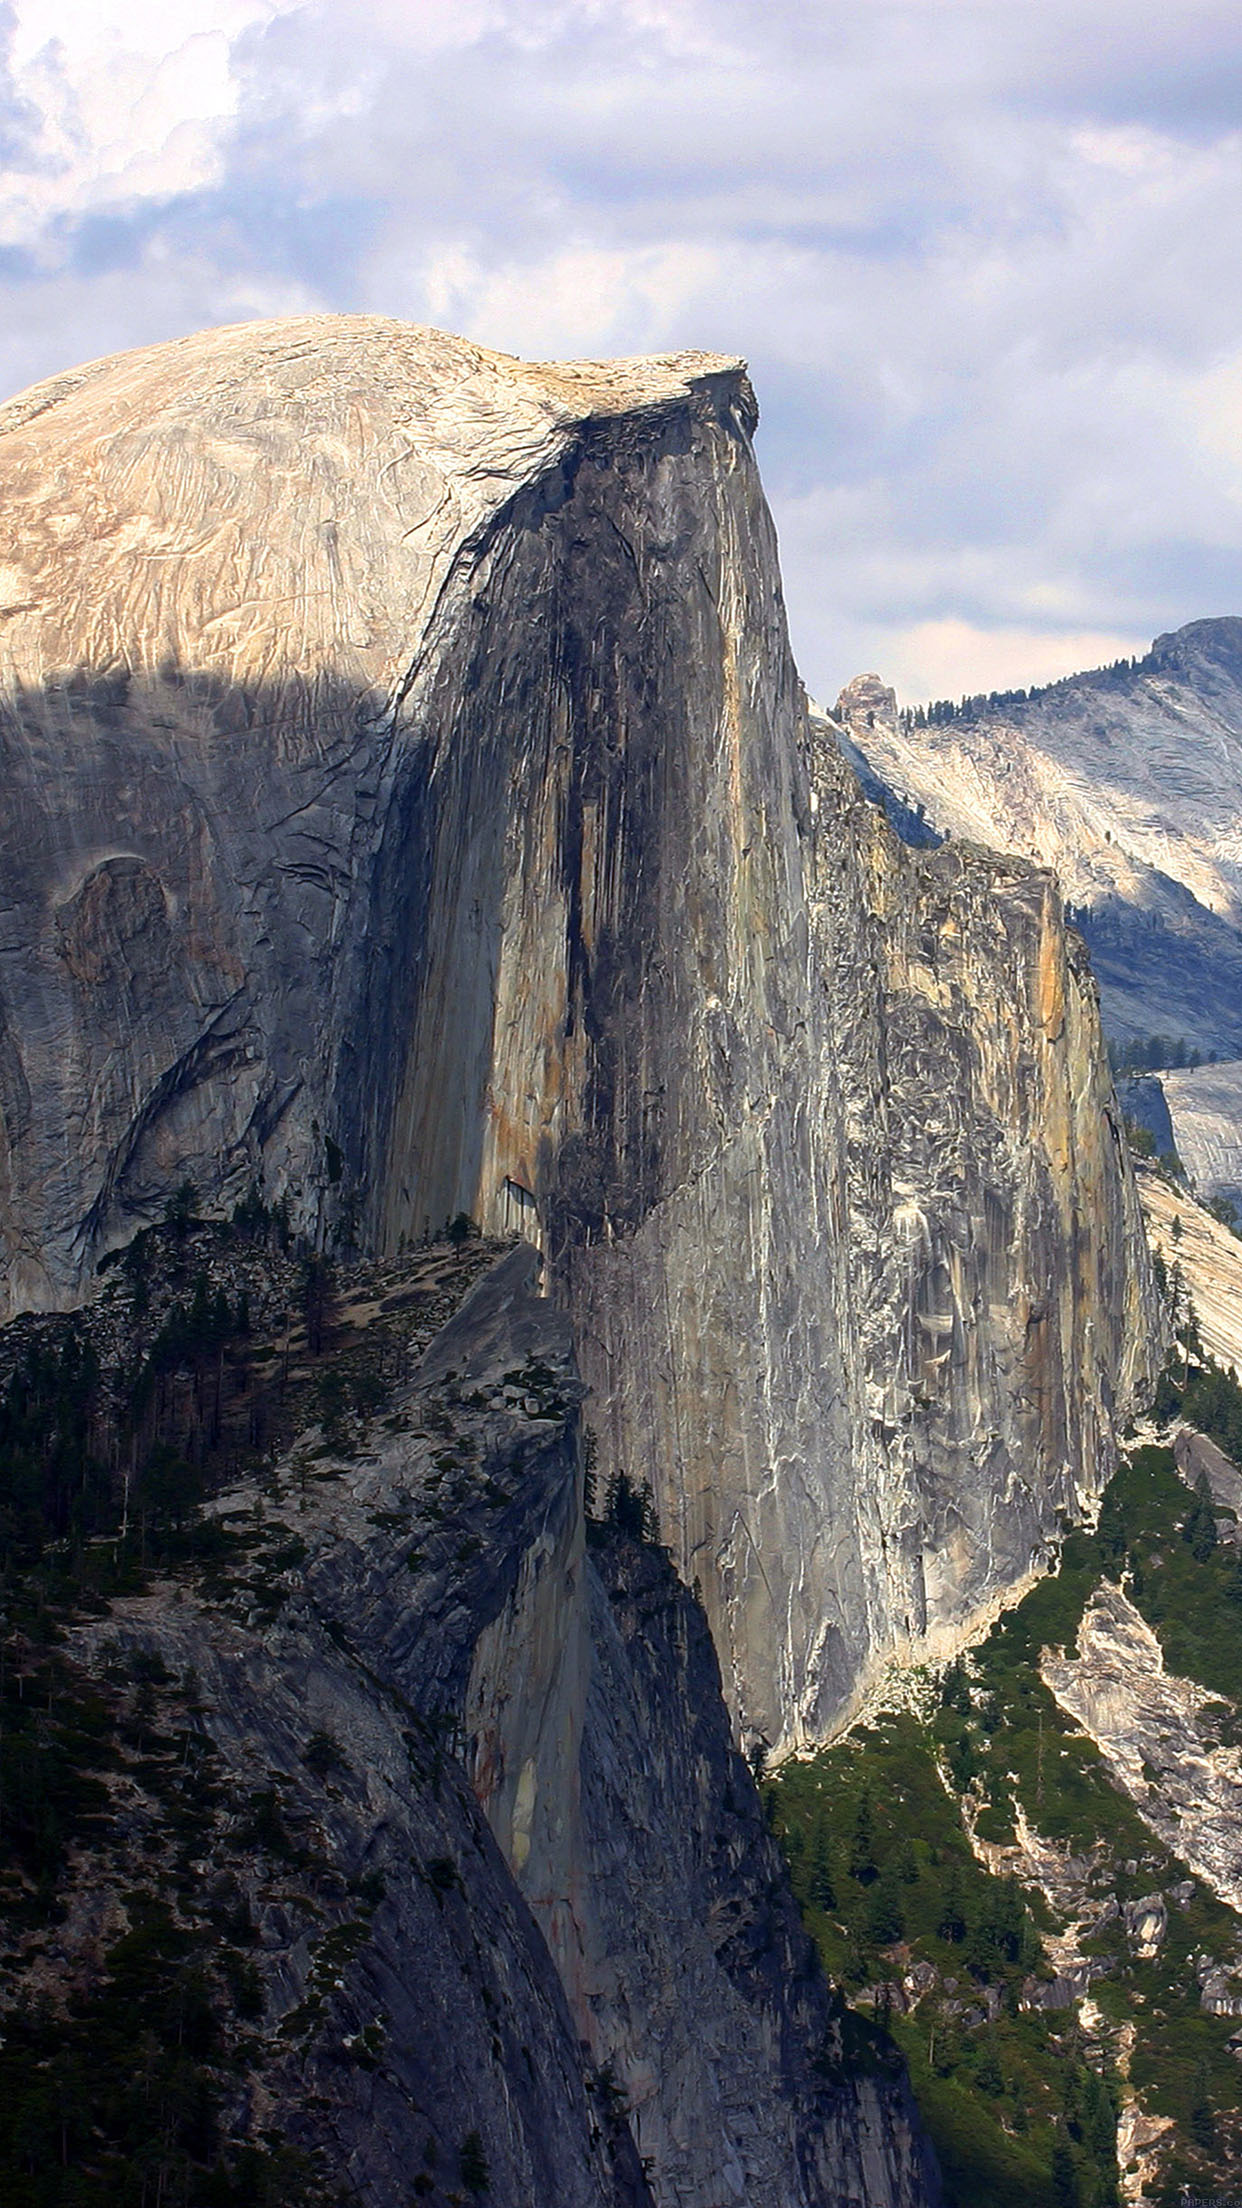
[860, 620, 1153, 709]
[3, 0, 1242, 698]
[0, 235, 319, 397]
[388, 237, 724, 362]
[1188, 352, 1242, 497]
[1, 2, 301, 242]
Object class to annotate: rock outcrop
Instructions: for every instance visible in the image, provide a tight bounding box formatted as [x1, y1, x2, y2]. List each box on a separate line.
[57, 1245, 936, 2208]
[833, 628, 1242, 1058]
[1174, 1425, 1242, 1525]
[1152, 1058, 1242, 1211]
[1043, 1581, 1242, 1913]
[0, 316, 1157, 1742]
[801, 727, 1156, 1710]
[1137, 1165, 1242, 1375]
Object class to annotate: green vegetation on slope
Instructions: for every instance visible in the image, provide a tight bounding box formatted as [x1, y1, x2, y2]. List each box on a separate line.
[1102, 1446, 1242, 1702]
[1108, 1035, 1217, 1076]
[772, 1431, 1242, 2208]
[771, 1699, 1129, 2208]
[0, 1622, 336, 2206]
[0, 1208, 500, 2207]
[771, 1711, 1098, 2208]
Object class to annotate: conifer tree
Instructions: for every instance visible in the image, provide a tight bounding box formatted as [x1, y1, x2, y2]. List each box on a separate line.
[849, 1785, 877, 1884]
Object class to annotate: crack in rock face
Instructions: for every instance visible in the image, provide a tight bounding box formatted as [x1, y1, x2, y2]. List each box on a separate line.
[832, 623, 1242, 1060]
[1042, 1581, 1242, 1913]
[0, 314, 1158, 1744]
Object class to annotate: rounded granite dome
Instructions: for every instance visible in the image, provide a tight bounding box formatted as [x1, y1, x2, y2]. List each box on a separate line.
[0, 314, 748, 712]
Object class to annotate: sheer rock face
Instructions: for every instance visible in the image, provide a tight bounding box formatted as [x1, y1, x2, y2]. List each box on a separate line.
[1137, 1167, 1242, 1377]
[796, 731, 1157, 1728]
[1151, 1057, 1242, 1211]
[66, 1248, 936, 2208]
[0, 315, 754, 1310]
[833, 626, 1242, 1058]
[0, 315, 1156, 1742]
[578, 1534, 935, 2208]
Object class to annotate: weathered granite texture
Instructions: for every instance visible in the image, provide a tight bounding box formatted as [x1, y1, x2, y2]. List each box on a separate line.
[65, 1248, 936, 2208]
[1155, 1057, 1242, 1210]
[579, 1531, 935, 2207]
[0, 316, 1156, 1741]
[0, 318, 757, 1304]
[833, 627, 1242, 1058]
[798, 730, 1158, 1722]
[1044, 1581, 1242, 1915]
[1138, 1165, 1242, 1376]
[1115, 1073, 1176, 1157]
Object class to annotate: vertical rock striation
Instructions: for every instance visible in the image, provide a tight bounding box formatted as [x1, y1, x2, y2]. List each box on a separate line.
[56, 1245, 935, 2207]
[576, 1528, 935, 2208]
[0, 315, 1157, 1742]
[831, 630, 1242, 1058]
[800, 730, 1158, 1723]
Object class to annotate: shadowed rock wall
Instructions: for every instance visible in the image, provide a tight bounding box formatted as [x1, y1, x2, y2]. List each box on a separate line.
[60, 1245, 937, 2208]
[0, 315, 1157, 1742]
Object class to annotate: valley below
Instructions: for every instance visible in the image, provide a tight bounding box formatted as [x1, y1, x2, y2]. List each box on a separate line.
[5, 1182, 1241, 2208]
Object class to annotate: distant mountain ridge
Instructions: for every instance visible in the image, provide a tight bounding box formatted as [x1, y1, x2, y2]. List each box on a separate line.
[832, 619, 1242, 1058]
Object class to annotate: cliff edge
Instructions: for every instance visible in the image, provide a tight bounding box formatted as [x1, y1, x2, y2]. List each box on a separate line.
[0, 316, 1158, 1741]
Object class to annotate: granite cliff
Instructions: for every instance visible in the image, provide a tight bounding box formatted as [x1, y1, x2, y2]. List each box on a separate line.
[1044, 1580, 1242, 1916]
[1137, 1165, 1242, 1375]
[0, 315, 1157, 1749]
[1125, 1058, 1242, 1215]
[0, 1228, 936, 2208]
[833, 626, 1242, 1059]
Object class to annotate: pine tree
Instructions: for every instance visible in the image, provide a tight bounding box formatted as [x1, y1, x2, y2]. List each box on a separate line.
[1182, 1471, 1218, 1561]
[1082, 2068, 1116, 2162]
[865, 1868, 904, 1945]
[1190, 2058, 1215, 2148]
[941, 1660, 972, 1715]
[302, 1256, 331, 1357]
[937, 1865, 966, 1942]
[448, 1211, 476, 1257]
[976, 2038, 1003, 2096]
[460, 2130, 490, 2195]
[164, 1179, 199, 1235]
[1052, 2137, 1079, 2208]
[849, 1785, 877, 1884]
[808, 1823, 837, 1912]
[1096, 1485, 1128, 1561]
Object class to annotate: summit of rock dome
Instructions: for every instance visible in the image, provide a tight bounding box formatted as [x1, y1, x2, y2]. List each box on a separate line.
[0, 314, 750, 712]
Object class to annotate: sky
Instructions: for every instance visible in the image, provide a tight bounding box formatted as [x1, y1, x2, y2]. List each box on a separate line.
[3, 0, 1242, 705]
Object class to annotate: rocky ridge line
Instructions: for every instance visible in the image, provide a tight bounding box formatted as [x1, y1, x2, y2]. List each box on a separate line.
[0, 314, 1157, 1745]
[831, 631, 1242, 1058]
